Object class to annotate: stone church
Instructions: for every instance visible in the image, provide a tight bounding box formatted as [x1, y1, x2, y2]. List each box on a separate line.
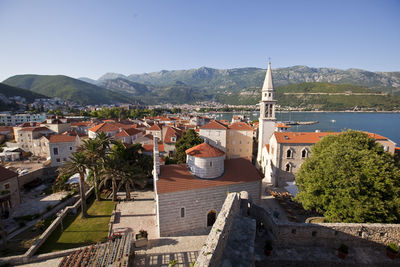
[153, 141, 261, 237]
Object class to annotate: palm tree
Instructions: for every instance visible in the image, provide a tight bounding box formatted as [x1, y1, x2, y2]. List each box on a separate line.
[59, 152, 88, 218]
[100, 142, 150, 201]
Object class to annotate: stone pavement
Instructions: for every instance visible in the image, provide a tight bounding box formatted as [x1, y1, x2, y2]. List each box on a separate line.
[111, 190, 208, 267]
[259, 185, 289, 222]
[17, 257, 62, 267]
[111, 190, 158, 239]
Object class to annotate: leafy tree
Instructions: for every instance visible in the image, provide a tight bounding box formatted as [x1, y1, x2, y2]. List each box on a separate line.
[295, 130, 400, 223]
[174, 129, 203, 163]
[58, 152, 88, 218]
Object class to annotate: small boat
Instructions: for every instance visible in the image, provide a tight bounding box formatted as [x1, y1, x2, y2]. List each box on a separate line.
[331, 119, 336, 123]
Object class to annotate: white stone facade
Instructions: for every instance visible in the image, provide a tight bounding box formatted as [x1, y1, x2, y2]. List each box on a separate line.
[199, 129, 227, 153]
[186, 155, 225, 179]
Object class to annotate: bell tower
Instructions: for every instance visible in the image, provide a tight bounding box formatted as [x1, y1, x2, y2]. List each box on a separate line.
[257, 60, 277, 165]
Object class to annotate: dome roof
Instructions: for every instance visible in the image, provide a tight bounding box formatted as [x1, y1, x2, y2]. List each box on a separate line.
[185, 142, 225, 158]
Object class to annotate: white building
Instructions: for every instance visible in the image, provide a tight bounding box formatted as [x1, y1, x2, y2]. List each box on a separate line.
[0, 113, 46, 126]
[49, 135, 81, 167]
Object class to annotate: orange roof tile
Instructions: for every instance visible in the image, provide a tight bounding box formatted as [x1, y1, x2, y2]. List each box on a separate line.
[200, 120, 228, 130]
[157, 158, 262, 194]
[142, 143, 165, 152]
[20, 126, 51, 132]
[274, 131, 389, 144]
[88, 122, 132, 133]
[49, 135, 77, 143]
[185, 142, 225, 158]
[147, 124, 162, 131]
[114, 128, 142, 137]
[229, 122, 253, 131]
[275, 123, 291, 128]
[163, 126, 182, 143]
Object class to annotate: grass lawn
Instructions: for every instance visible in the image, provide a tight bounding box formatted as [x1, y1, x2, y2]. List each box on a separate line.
[38, 198, 114, 254]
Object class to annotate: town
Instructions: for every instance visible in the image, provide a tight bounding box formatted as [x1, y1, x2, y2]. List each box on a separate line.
[0, 61, 399, 266]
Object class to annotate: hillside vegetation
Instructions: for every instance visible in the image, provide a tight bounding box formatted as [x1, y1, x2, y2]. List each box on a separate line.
[216, 82, 400, 110]
[3, 75, 128, 105]
[0, 83, 47, 102]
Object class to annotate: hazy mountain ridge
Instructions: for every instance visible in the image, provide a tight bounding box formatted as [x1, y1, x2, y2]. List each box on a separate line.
[3, 75, 129, 105]
[97, 66, 400, 94]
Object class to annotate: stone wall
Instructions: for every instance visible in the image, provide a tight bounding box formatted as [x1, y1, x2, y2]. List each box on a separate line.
[157, 181, 260, 236]
[18, 166, 57, 188]
[250, 202, 400, 249]
[199, 129, 227, 153]
[195, 193, 241, 267]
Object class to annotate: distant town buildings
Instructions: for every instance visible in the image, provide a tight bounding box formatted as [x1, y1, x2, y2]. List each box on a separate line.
[0, 113, 46, 126]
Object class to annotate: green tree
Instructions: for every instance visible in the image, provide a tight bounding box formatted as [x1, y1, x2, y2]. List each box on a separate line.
[82, 133, 112, 201]
[58, 152, 88, 218]
[174, 129, 203, 163]
[295, 130, 400, 223]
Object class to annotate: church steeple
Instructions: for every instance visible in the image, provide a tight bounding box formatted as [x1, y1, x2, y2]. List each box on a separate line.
[260, 60, 276, 120]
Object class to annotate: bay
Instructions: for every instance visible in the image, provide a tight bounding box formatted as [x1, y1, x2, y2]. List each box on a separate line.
[211, 112, 400, 146]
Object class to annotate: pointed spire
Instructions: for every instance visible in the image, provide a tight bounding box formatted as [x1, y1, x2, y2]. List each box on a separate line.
[262, 59, 274, 91]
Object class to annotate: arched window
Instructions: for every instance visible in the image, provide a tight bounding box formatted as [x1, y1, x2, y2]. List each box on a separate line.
[207, 210, 216, 227]
[285, 163, 291, 172]
[301, 149, 308, 159]
[286, 149, 292, 158]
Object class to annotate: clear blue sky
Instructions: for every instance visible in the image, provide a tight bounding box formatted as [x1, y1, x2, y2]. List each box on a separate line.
[0, 0, 399, 81]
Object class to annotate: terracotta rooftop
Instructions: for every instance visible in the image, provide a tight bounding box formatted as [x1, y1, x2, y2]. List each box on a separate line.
[274, 131, 389, 144]
[71, 121, 93, 127]
[19, 126, 51, 132]
[186, 142, 225, 158]
[88, 122, 132, 133]
[0, 126, 13, 132]
[114, 128, 142, 137]
[49, 135, 77, 143]
[147, 124, 162, 131]
[229, 122, 253, 131]
[163, 126, 182, 143]
[157, 158, 262, 194]
[142, 143, 165, 152]
[0, 166, 18, 182]
[200, 120, 228, 130]
[275, 123, 291, 128]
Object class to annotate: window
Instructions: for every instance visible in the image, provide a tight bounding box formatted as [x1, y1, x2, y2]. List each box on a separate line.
[4, 183, 10, 190]
[285, 163, 291, 172]
[56, 158, 60, 163]
[230, 131, 233, 136]
[232, 140, 235, 145]
[269, 93, 271, 97]
[171, 136, 176, 142]
[70, 147, 73, 150]
[53, 147, 58, 155]
[207, 210, 216, 227]
[239, 140, 242, 144]
[181, 207, 185, 218]
[210, 161, 213, 167]
[286, 149, 292, 158]
[216, 131, 220, 137]
[301, 149, 308, 158]
[63, 158, 67, 161]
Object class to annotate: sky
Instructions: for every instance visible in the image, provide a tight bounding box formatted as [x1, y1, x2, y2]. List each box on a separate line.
[0, 0, 399, 81]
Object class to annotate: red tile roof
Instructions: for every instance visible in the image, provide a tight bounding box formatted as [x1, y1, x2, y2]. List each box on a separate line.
[186, 142, 225, 158]
[20, 126, 51, 132]
[0, 126, 13, 132]
[114, 128, 142, 137]
[142, 143, 165, 152]
[0, 166, 18, 182]
[49, 135, 77, 143]
[274, 131, 389, 144]
[163, 126, 182, 143]
[275, 123, 291, 128]
[394, 147, 400, 157]
[157, 158, 262, 194]
[89, 122, 132, 133]
[228, 122, 253, 131]
[71, 121, 93, 127]
[200, 120, 228, 130]
[147, 124, 162, 131]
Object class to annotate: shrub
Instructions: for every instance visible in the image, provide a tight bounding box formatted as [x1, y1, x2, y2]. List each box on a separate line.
[387, 243, 399, 253]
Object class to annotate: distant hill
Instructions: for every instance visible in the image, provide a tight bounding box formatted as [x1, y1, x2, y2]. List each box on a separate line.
[97, 66, 400, 95]
[0, 83, 47, 102]
[3, 75, 129, 105]
[216, 82, 400, 110]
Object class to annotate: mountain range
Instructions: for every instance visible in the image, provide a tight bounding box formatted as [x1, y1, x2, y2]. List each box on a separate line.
[2, 66, 400, 108]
